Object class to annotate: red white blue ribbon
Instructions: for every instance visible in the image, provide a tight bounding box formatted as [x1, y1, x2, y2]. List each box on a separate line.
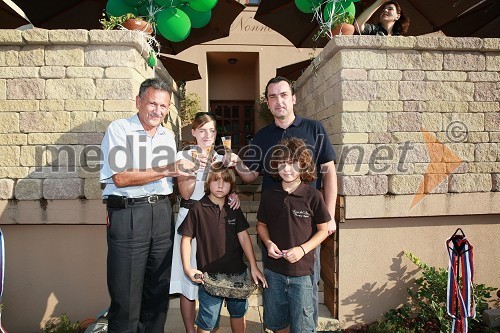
[446, 232, 475, 333]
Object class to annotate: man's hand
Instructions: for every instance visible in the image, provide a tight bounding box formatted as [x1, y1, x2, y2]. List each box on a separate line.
[328, 219, 337, 236]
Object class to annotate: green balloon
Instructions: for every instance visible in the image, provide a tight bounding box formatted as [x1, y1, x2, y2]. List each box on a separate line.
[188, 0, 217, 13]
[182, 6, 211, 28]
[155, 0, 183, 7]
[294, 0, 314, 14]
[122, 0, 142, 6]
[157, 8, 191, 42]
[106, 0, 138, 16]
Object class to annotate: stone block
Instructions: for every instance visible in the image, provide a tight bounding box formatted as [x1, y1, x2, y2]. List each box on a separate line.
[45, 145, 84, 167]
[19, 45, 44, 66]
[340, 112, 387, 133]
[43, 178, 83, 199]
[482, 38, 500, 50]
[340, 81, 377, 100]
[70, 112, 96, 132]
[40, 100, 64, 111]
[84, 178, 102, 199]
[0, 146, 20, 166]
[48, 30, 89, 44]
[427, 101, 468, 113]
[332, 133, 368, 144]
[0, 46, 20, 66]
[485, 113, 500, 132]
[388, 174, 423, 194]
[95, 79, 138, 100]
[369, 101, 403, 112]
[468, 102, 499, 113]
[0, 79, 4, 99]
[443, 113, 484, 132]
[421, 52, 443, 70]
[29, 165, 80, 179]
[0, 113, 19, 133]
[421, 113, 442, 132]
[28, 133, 79, 145]
[449, 173, 492, 192]
[391, 132, 426, 143]
[45, 45, 84, 66]
[20, 111, 70, 133]
[444, 52, 486, 71]
[401, 70, 425, 81]
[67, 67, 104, 78]
[0, 30, 23, 44]
[337, 175, 388, 195]
[14, 179, 43, 200]
[467, 132, 490, 143]
[415, 36, 439, 49]
[474, 82, 499, 102]
[0, 66, 39, 78]
[85, 45, 143, 68]
[76, 132, 104, 145]
[388, 112, 421, 132]
[336, 144, 375, 164]
[387, 50, 421, 69]
[400, 143, 429, 163]
[485, 53, 500, 71]
[467, 71, 498, 82]
[491, 132, 500, 142]
[0, 100, 38, 112]
[40, 66, 66, 78]
[6, 78, 44, 99]
[96, 112, 135, 132]
[424, 174, 448, 194]
[22, 29, 50, 44]
[20, 145, 45, 167]
[105, 67, 144, 79]
[439, 37, 483, 50]
[368, 70, 402, 81]
[336, 163, 369, 176]
[0, 179, 14, 199]
[381, 36, 416, 49]
[65, 99, 103, 112]
[445, 143, 474, 162]
[474, 143, 497, 162]
[368, 132, 391, 144]
[338, 49, 387, 69]
[376, 81, 399, 100]
[45, 78, 96, 99]
[0, 167, 29, 178]
[426, 71, 467, 81]
[0, 134, 27, 145]
[492, 174, 500, 192]
[467, 162, 498, 173]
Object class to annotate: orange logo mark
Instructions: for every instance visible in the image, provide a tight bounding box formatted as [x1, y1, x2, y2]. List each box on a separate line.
[410, 128, 464, 209]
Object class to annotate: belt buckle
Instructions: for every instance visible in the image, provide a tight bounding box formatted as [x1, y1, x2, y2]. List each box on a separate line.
[148, 195, 159, 203]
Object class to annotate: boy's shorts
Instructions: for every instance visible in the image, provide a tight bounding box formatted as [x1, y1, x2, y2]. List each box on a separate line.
[196, 285, 249, 331]
[263, 268, 316, 332]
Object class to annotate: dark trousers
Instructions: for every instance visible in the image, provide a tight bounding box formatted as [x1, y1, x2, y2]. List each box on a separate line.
[107, 199, 174, 333]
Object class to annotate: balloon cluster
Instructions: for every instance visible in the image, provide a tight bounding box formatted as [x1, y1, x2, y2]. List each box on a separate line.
[106, 0, 218, 42]
[294, 0, 357, 27]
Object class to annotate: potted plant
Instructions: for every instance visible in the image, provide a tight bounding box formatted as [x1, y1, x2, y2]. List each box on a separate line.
[323, 1, 356, 36]
[100, 13, 154, 34]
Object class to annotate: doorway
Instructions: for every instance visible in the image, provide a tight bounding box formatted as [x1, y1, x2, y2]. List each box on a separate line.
[210, 101, 254, 152]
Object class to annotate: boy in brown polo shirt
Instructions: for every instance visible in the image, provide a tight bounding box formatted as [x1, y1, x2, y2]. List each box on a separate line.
[179, 162, 267, 333]
[257, 138, 330, 333]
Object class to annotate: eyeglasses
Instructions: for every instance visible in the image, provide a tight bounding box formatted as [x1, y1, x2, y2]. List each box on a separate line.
[195, 111, 217, 120]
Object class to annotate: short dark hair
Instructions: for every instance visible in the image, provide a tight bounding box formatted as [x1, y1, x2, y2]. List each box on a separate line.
[204, 162, 237, 194]
[264, 76, 294, 99]
[139, 78, 171, 98]
[384, 1, 410, 35]
[269, 137, 316, 182]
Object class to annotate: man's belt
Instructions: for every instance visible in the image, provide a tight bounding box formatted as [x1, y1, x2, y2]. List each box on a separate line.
[104, 195, 169, 208]
[180, 198, 196, 209]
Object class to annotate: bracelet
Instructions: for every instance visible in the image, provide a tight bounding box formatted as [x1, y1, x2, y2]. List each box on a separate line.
[299, 245, 306, 255]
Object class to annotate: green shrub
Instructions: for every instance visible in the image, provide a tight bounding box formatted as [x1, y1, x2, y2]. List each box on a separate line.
[40, 313, 79, 333]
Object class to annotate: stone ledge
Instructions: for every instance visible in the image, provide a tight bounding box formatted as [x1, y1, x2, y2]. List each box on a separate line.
[343, 192, 500, 219]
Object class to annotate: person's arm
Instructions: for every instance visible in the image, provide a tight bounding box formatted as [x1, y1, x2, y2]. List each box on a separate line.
[321, 160, 338, 235]
[112, 159, 195, 188]
[181, 235, 204, 284]
[178, 174, 196, 200]
[230, 154, 259, 184]
[237, 230, 268, 287]
[257, 221, 283, 259]
[355, 0, 385, 33]
[283, 223, 329, 264]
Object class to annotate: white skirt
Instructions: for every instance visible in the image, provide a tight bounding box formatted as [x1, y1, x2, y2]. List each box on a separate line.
[169, 207, 199, 300]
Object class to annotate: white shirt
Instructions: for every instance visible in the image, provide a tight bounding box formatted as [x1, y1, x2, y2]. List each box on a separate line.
[100, 114, 176, 198]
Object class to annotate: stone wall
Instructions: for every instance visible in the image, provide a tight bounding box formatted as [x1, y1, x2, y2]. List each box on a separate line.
[295, 36, 499, 214]
[0, 29, 181, 204]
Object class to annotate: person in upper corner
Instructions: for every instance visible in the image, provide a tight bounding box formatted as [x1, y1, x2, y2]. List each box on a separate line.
[178, 162, 267, 333]
[355, 0, 410, 36]
[100, 78, 195, 332]
[257, 137, 330, 333]
[169, 111, 241, 333]
[230, 76, 338, 327]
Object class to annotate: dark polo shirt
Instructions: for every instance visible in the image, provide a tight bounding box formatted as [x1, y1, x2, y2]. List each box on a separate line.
[242, 115, 336, 191]
[178, 195, 249, 275]
[257, 183, 331, 276]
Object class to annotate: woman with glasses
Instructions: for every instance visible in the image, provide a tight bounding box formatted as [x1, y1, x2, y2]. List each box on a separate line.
[169, 112, 240, 333]
[355, 0, 410, 36]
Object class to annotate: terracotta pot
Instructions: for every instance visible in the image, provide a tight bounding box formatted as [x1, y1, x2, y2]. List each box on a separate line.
[122, 18, 153, 34]
[331, 23, 355, 36]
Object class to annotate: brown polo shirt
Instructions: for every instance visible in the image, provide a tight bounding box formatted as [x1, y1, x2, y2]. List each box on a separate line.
[257, 183, 331, 276]
[178, 195, 249, 275]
